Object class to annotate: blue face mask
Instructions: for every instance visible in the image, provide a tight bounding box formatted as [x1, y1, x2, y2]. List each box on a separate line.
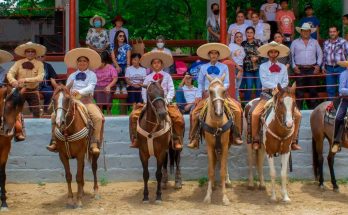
[94, 20, 102, 28]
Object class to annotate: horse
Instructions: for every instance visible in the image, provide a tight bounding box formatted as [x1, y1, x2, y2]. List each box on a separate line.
[50, 80, 100, 208]
[137, 81, 172, 203]
[200, 73, 232, 206]
[0, 85, 25, 211]
[311, 100, 348, 191]
[245, 83, 297, 202]
[161, 147, 182, 190]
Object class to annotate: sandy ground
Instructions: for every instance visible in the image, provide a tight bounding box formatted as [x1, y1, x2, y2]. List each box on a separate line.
[2, 180, 348, 215]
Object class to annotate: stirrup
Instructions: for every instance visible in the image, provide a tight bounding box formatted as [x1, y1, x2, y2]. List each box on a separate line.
[46, 140, 58, 153]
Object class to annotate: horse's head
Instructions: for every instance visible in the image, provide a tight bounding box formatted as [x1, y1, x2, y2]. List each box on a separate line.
[144, 81, 167, 121]
[274, 82, 297, 129]
[207, 73, 226, 117]
[51, 79, 73, 129]
[0, 85, 25, 136]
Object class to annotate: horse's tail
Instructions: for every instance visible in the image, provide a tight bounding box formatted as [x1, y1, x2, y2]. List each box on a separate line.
[312, 137, 319, 179]
[169, 147, 175, 174]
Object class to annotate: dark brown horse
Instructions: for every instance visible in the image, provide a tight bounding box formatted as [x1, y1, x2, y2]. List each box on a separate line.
[161, 146, 182, 190]
[51, 80, 100, 208]
[137, 81, 171, 204]
[0, 86, 25, 211]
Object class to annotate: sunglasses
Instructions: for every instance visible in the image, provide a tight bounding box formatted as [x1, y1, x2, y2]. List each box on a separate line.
[118, 35, 125, 38]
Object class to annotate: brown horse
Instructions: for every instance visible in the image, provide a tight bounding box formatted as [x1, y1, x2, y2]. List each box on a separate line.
[137, 81, 171, 204]
[0, 86, 25, 211]
[201, 74, 232, 206]
[51, 80, 100, 208]
[311, 101, 346, 191]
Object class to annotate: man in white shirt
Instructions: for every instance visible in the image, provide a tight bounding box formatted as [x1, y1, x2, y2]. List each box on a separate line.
[250, 42, 301, 150]
[129, 51, 184, 150]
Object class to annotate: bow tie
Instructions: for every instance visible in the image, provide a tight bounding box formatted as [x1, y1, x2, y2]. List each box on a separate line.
[207, 66, 220, 75]
[76, 72, 87, 81]
[269, 63, 281, 73]
[153, 73, 163, 81]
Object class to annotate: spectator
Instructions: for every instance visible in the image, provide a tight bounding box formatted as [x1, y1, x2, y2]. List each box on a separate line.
[206, 3, 221, 42]
[260, 0, 280, 40]
[251, 12, 271, 44]
[94, 51, 118, 115]
[244, 8, 256, 26]
[176, 72, 197, 114]
[227, 11, 250, 44]
[342, 14, 348, 40]
[152, 35, 172, 73]
[322, 26, 348, 100]
[241, 27, 263, 102]
[291, 23, 323, 109]
[299, 4, 320, 40]
[85, 15, 109, 54]
[229, 32, 246, 100]
[276, 0, 296, 47]
[109, 15, 129, 51]
[0, 50, 13, 86]
[111, 30, 132, 94]
[37, 55, 57, 114]
[125, 53, 147, 107]
[273, 32, 291, 68]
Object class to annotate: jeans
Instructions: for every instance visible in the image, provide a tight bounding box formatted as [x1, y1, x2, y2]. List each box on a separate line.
[39, 85, 54, 111]
[242, 70, 261, 102]
[235, 67, 243, 100]
[295, 68, 319, 109]
[325, 65, 345, 100]
[117, 64, 127, 88]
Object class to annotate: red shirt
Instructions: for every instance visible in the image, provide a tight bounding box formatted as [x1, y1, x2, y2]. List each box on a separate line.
[276, 10, 296, 35]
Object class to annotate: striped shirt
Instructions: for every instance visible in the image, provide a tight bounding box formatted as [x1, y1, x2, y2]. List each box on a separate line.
[322, 37, 348, 68]
[339, 69, 348, 96]
[290, 38, 323, 68]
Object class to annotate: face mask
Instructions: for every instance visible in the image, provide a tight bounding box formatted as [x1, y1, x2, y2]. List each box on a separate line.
[157, 42, 164, 49]
[213, 9, 219, 15]
[94, 20, 102, 28]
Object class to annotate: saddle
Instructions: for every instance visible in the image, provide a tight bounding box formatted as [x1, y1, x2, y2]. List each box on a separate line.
[324, 99, 342, 125]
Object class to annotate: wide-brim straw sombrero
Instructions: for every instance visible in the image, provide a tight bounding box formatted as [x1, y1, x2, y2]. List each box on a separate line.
[140, 51, 173, 68]
[14, 42, 46, 57]
[89, 15, 106, 27]
[0, 50, 13, 64]
[64, 48, 101, 70]
[337, 61, 348, 68]
[197, 43, 230, 60]
[257, 41, 290, 58]
[295, 22, 317, 34]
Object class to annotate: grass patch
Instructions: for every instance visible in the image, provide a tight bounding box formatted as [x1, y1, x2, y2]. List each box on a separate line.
[100, 175, 109, 186]
[37, 181, 46, 186]
[198, 177, 208, 187]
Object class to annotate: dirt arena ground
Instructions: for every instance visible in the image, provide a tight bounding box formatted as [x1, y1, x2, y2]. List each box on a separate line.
[2, 180, 348, 215]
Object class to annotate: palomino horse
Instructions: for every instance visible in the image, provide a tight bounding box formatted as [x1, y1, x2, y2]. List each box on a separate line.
[137, 81, 172, 203]
[311, 101, 347, 191]
[201, 74, 232, 206]
[245, 83, 297, 202]
[0, 86, 25, 211]
[51, 80, 100, 208]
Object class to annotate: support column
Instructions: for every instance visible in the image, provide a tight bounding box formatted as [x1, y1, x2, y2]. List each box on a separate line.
[344, 0, 348, 15]
[69, 0, 76, 50]
[219, 0, 227, 45]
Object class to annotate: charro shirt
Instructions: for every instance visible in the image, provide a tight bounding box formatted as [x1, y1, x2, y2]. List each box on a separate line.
[66, 69, 97, 96]
[259, 61, 289, 90]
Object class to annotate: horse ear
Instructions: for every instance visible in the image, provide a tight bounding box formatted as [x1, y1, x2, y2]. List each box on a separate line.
[277, 83, 283, 93]
[220, 72, 226, 82]
[290, 82, 297, 94]
[206, 74, 214, 82]
[51, 78, 58, 89]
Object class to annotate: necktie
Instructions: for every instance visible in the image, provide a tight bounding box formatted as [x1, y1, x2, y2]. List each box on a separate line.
[269, 63, 281, 73]
[207, 66, 220, 75]
[76, 72, 87, 81]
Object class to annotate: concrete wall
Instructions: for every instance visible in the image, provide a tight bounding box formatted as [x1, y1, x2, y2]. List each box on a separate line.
[6, 111, 348, 183]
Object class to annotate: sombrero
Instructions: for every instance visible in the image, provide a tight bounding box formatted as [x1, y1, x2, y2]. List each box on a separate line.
[337, 61, 348, 68]
[257, 41, 290, 58]
[0, 50, 13, 64]
[14, 42, 46, 57]
[196, 43, 230, 60]
[140, 51, 173, 68]
[64, 48, 101, 70]
[295, 22, 317, 34]
[89, 15, 106, 27]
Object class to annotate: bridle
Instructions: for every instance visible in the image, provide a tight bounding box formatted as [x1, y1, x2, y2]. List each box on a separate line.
[273, 93, 295, 130]
[53, 90, 76, 132]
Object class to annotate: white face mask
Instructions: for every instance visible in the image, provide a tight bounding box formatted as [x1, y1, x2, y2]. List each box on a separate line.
[157, 42, 164, 49]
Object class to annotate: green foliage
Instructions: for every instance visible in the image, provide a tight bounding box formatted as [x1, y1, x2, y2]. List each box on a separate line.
[100, 175, 109, 186]
[198, 176, 208, 187]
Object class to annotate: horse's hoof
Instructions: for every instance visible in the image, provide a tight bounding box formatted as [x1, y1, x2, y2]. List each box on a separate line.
[259, 185, 266, 191]
[175, 182, 183, 190]
[155, 200, 162, 205]
[161, 183, 167, 190]
[333, 187, 340, 193]
[75, 205, 83, 210]
[223, 196, 230, 206]
[94, 194, 101, 200]
[270, 197, 277, 203]
[0, 207, 9, 212]
[203, 196, 211, 204]
[142, 200, 150, 204]
[225, 182, 232, 189]
[282, 198, 291, 203]
[319, 185, 325, 190]
[247, 185, 255, 191]
[65, 204, 75, 209]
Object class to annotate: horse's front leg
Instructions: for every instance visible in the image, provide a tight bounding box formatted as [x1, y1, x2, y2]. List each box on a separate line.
[155, 152, 166, 204]
[140, 153, 150, 203]
[92, 153, 100, 199]
[225, 159, 232, 188]
[175, 151, 183, 189]
[0, 164, 8, 211]
[257, 146, 266, 190]
[281, 152, 291, 202]
[59, 153, 74, 208]
[76, 154, 85, 208]
[247, 144, 254, 189]
[220, 141, 230, 206]
[204, 141, 215, 204]
[327, 151, 339, 192]
[161, 152, 168, 190]
[267, 156, 277, 202]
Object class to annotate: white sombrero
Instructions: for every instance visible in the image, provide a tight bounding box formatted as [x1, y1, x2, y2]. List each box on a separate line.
[197, 43, 230, 60]
[64, 48, 101, 70]
[89, 15, 106, 27]
[257, 41, 290, 58]
[0, 50, 13, 64]
[337, 61, 348, 68]
[14, 42, 46, 57]
[140, 51, 173, 68]
[295, 22, 317, 34]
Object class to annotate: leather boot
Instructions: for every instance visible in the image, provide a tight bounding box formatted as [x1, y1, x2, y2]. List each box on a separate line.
[129, 137, 139, 148]
[46, 139, 58, 152]
[252, 136, 260, 150]
[232, 126, 243, 145]
[187, 138, 199, 149]
[291, 143, 302, 151]
[14, 114, 25, 142]
[90, 141, 100, 155]
[332, 122, 344, 153]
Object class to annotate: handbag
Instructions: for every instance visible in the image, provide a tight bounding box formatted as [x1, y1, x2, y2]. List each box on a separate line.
[131, 37, 145, 55]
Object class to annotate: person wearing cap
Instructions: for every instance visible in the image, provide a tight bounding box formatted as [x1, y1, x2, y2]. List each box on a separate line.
[0, 50, 13, 86]
[109, 15, 129, 50]
[331, 60, 348, 153]
[299, 4, 320, 40]
[290, 22, 323, 109]
[7, 42, 46, 141]
[187, 43, 243, 149]
[176, 72, 197, 114]
[86, 15, 110, 54]
[46, 48, 104, 155]
[250, 41, 301, 150]
[128, 51, 184, 150]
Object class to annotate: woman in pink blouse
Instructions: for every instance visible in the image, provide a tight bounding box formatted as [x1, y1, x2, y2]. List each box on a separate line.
[94, 51, 118, 115]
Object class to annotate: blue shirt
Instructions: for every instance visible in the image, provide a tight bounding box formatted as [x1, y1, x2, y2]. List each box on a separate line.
[196, 62, 229, 98]
[339, 69, 348, 96]
[114, 43, 131, 65]
[299, 16, 320, 39]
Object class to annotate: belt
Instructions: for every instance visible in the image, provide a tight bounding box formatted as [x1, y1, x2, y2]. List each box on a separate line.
[325, 65, 341, 68]
[25, 88, 38, 92]
[297, 64, 315, 69]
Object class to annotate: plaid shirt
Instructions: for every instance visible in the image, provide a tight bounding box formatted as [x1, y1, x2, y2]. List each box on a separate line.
[242, 39, 263, 72]
[322, 37, 348, 68]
